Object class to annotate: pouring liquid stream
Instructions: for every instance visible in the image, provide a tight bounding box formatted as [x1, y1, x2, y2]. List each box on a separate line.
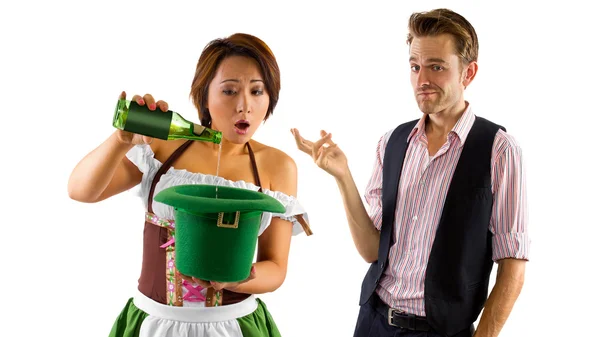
[215, 142, 222, 199]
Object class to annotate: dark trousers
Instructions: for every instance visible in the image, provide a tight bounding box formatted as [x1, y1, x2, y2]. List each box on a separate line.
[352, 295, 474, 337]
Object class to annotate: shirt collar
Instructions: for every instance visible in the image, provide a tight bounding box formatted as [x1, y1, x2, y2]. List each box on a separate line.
[407, 103, 475, 147]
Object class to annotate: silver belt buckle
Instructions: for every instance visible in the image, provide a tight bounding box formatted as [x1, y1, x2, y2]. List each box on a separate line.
[388, 308, 402, 327]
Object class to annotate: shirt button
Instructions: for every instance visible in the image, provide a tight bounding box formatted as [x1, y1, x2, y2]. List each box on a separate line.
[413, 216, 418, 221]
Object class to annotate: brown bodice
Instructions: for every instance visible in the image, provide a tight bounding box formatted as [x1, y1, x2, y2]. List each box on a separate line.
[137, 140, 262, 306]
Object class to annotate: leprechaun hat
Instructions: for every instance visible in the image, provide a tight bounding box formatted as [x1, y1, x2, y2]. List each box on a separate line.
[154, 184, 286, 283]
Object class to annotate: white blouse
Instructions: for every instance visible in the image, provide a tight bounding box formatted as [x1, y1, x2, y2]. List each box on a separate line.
[126, 144, 310, 236]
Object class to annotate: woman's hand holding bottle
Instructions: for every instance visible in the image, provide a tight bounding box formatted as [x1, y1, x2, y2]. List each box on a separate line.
[115, 91, 170, 145]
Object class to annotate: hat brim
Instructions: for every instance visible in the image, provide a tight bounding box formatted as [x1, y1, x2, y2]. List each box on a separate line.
[154, 184, 286, 215]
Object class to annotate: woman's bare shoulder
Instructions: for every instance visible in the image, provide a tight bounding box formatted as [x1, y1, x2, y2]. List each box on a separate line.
[249, 140, 298, 191]
[249, 140, 296, 167]
[150, 138, 186, 162]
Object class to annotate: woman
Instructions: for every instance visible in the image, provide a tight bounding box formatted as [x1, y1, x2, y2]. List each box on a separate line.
[68, 33, 310, 337]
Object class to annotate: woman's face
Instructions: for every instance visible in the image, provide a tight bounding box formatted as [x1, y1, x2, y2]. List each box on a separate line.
[206, 55, 270, 144]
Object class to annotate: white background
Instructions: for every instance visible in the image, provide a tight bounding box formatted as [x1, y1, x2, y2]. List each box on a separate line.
[1, 0, 598, 336]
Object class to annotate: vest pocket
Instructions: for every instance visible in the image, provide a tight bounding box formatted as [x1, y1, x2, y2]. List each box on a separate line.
[468, 187, 491, 201]
[467, 280, 484, 291]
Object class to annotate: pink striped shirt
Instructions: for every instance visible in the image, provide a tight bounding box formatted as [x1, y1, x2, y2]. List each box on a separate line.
[364, 104, 530, 316]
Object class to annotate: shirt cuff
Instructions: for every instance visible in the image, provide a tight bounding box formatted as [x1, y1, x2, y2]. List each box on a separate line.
[367, 207, 383, 231]
[492, 232, 530, 262]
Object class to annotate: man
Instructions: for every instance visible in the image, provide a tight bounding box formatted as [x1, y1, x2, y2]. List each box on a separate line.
[291, 8, 529, 337]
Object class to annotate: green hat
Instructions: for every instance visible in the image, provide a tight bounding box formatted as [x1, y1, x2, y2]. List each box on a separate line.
[154, 184, 286, 283]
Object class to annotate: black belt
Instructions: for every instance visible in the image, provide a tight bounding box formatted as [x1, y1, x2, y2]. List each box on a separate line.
[370, 295, 431, 332]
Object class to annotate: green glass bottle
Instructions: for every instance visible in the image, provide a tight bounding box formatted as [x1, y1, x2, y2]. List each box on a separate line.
[112, 99, 222, 144]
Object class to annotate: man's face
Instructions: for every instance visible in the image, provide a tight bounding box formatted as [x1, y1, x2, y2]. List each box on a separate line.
[409, 34, 474, 114]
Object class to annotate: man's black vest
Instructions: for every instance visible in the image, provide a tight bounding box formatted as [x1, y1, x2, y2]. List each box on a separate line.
[359, 116, 505, 336]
